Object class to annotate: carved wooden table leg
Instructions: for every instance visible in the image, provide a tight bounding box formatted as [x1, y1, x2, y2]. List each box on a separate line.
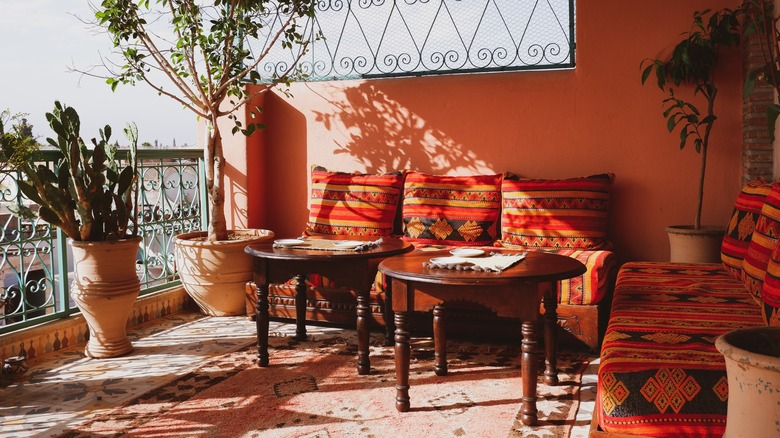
[433, 304, 447, 376]
[253, 281, 270, 367]
[394, 311, 411, 412]
[356, 289, 371, 375]
[384, 282, 395, 346]
[294, 274, 308, 341]
[542, 283, 559, 386]
[521, 319, 539, 426]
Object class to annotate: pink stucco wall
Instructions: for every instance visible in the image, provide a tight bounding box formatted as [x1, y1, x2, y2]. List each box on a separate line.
[222, 0, 744, 262]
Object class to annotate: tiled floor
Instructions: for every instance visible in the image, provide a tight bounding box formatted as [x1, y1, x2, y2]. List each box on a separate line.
[0, 312, 598, 437]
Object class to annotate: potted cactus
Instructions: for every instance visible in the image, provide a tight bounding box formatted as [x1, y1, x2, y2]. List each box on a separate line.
[0, 101, 141, 358]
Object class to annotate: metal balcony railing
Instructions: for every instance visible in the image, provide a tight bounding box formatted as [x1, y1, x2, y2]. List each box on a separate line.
[0, 148, 207, 334]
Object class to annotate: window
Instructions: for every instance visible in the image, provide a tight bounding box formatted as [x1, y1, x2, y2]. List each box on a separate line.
[257, 0, 575, 81]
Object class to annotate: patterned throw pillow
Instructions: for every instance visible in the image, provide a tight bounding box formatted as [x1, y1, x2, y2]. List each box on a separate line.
[742, 183, 780, 303]
[500, 174, 614, 249]
[722, 180, 774, 280]
[306, 166, 404, 236]
[759, 240, 780, 326]
[401, 172, 502, 246]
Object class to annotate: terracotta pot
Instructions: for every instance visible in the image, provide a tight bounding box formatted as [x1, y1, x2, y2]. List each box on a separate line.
[665, 225, 724, 263]
[70, 236, 142, 359]
[173, 229, 274, 316]
[715, 327, 780, 438]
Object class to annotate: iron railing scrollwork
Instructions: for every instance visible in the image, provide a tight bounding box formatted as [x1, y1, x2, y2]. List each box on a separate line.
[255, 0, 575, 81]
[0, 149, 205, 334]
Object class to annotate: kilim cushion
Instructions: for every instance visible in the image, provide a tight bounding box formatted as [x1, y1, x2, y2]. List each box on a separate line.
[494, 241, 617, 305]
[759, 240, 780, 326]
[742, 183, 780, 303]
[306, 166, 404, 236]
[598, 262, 763, 437]
[722, 180, 774, 280]
[500, 174, 614, 249]
[401, 172, 502, 246]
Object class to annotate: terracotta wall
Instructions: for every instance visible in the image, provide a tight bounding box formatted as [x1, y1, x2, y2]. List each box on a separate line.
[223, 0, 744, 262]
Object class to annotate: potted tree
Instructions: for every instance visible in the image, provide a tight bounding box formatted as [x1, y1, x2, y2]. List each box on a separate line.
[0, 101, 141, 358]
[641, 7, 743, 263]
[90, 0, 317, 316]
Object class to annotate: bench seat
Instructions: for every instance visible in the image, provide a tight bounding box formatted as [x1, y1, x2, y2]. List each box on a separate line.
[597, 261, 763, 437]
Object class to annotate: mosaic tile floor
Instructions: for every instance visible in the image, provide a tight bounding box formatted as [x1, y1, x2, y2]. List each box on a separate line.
[0, 312, 598, 438]
[0, 312, 348, 438]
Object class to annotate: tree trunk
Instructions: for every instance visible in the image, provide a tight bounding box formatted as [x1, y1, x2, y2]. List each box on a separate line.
[204, 120, 228, 242]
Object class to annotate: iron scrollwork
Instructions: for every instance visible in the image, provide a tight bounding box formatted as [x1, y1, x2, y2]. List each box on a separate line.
[256, 0, 574, 81]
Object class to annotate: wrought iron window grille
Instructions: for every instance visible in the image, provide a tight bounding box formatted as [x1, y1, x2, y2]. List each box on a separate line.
[255, 0, 575, 82]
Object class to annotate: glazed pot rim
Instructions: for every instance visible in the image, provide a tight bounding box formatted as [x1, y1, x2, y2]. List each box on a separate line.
[173, 229, 274, 247]
[715, 327, 780, 370]
[665, 225, 726, 236]
[68, 235, 143, 246]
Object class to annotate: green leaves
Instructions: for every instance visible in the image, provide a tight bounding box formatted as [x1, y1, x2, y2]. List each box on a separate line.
[641, 7, 742, 229]
[7, 102, 140, 241]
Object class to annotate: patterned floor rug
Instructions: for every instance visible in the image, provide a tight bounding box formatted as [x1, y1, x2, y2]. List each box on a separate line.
[55, 330, 592, 438]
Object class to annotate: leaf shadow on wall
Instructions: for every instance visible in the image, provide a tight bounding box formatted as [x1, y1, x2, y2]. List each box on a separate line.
[311, 82, 495, 175]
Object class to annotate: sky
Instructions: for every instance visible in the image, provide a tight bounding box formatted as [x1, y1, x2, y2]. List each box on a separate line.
[0, 1, 196, 147]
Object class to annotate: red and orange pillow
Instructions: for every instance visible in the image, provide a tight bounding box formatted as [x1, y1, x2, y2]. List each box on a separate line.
[306, 166, 404, 236]
[500, 174, 614, 249]
[401, 172, 502, 246]
[722, 180, 774, 280]
[742, 183, 780, 303]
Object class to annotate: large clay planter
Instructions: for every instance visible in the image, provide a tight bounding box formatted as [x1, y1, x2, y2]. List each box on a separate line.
[173, 229, 274, 316]
[715, 327, 780, 438]
[666, 225, 724, 263]
[70, 236, 142, 359]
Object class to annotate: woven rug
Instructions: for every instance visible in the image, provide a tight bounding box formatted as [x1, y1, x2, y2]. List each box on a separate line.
[56, 330, 592, 438]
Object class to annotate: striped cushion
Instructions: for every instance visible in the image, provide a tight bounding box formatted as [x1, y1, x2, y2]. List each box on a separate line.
[759, 240, 780, 326]
[495, 241, 617, 305]
[500, 174, 614, 249]
[306, 167, 404, 236]
[401, 172, 502, 246]
[742, 183, 780, 303]
[722, 180, 773, 280]
[547, 248, 617, 306]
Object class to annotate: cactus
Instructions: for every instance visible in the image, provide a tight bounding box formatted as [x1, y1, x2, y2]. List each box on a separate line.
[4, 101, 138, 241]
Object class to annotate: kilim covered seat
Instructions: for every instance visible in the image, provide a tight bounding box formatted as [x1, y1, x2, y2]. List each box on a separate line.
[597, 262, 763, 436]
[597, 180, 780, 437]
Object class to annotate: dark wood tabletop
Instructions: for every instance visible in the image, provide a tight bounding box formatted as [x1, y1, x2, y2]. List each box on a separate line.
[378, 249, 586, 285]
[245, 235, 413, 261]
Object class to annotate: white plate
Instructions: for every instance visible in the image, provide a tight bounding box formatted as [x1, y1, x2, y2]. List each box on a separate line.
[333, 240, 364, 249]
[429, 256, 472, 265]
[449, 248, 485, 258]
[275, 239, 305, 247]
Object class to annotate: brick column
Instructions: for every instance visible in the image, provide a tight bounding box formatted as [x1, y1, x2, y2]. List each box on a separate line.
[743, 3, 776, 184]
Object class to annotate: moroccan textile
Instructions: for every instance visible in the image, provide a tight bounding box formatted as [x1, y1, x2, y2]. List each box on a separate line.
[742, 182, 780, 303]
[306, 166, 404, 236]
[759, 241, 780, 326]
[56, 329, 593, 438]
[401, 172, 502, 246]
[500, 174, 613, 250]
[722, 179, 773, 280]
[496, 241, 618, 306]
[598, 262, 763, 437]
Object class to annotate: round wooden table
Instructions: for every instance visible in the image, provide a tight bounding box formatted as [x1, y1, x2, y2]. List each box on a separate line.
[378, 249, 586, 426]
[245, 235, 413, 375]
